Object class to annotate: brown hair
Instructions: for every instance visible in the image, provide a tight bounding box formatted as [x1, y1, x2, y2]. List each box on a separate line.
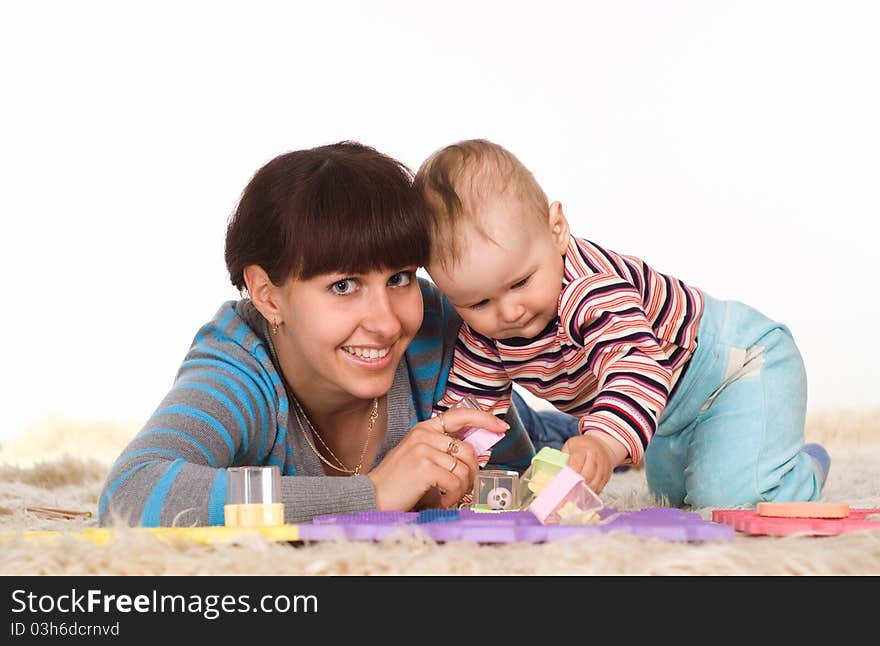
[413, 139, 549, 266]
[225, 141, 429, 291]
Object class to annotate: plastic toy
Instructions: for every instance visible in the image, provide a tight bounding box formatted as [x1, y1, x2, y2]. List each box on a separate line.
[712, 507, 880, 537]
[472, 470, 520, 511]
[528, 466, 604, 525]
[465, 447, 605, 523]
[756, 502, 850, 518]
[416, 509, 461, 523]
[302, 507, 732, 543]
[224, 465, 285, 527]
[523, 447, 570, 490]
[447, 395, 504, 456]
[518, 446, 570, 508]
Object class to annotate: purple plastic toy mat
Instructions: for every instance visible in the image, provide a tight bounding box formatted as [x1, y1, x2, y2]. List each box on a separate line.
[299, 507, 733, 543]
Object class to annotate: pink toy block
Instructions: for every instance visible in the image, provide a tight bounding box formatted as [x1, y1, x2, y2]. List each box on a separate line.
[712, 507, 880, 537]
[448, 395, 504, 455]
[528, 466, 603, 525]
[456, 426, 504, 455]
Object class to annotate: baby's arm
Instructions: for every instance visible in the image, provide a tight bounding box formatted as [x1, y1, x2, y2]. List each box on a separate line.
[561, 274, 674, 468]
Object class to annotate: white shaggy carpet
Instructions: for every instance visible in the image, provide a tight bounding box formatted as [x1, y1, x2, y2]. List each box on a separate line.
[1, 409, 879, 575]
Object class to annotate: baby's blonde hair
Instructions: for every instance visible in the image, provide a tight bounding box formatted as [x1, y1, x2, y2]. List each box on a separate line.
[413, 139, 549, 267]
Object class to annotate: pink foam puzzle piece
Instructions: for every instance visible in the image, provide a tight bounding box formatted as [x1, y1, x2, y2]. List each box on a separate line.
[712, 507, 880, 537]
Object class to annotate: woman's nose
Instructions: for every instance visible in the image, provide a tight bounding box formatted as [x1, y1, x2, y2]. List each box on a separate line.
[362, 289, 402, 337]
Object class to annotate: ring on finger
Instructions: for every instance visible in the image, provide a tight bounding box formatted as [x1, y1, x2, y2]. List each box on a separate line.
[445, 439, 459, 455]
[438, 411, 447, 434]
[447, 456, 458, 472]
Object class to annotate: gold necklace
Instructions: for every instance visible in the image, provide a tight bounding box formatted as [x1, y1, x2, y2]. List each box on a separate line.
[289, 390, 379, 475]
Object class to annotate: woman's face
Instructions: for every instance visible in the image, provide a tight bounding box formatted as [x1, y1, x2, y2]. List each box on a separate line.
[274, 266, 423, 402]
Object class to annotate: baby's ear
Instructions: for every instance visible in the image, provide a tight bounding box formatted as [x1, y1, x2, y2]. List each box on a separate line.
[548, 201, 570, 252]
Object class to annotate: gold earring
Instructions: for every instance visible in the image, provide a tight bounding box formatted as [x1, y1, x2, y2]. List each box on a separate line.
[271, 319, 280, 335]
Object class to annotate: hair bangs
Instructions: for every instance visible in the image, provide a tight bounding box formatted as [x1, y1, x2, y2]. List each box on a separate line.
[290, 156, 430, 279]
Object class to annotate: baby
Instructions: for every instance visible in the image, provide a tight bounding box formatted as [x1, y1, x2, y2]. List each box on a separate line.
[415, 138, 829, 508]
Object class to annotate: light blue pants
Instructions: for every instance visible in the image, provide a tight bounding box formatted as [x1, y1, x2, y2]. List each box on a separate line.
[518, 293, 821, 508]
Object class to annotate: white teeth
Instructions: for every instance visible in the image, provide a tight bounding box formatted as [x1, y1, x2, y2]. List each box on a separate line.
[343, 346, 389, 360]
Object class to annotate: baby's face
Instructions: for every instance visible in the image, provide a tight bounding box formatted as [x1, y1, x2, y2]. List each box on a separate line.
[427, 198, 567, 340]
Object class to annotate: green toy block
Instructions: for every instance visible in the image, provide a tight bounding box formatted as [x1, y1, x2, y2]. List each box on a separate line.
[518, 447, 570, 507]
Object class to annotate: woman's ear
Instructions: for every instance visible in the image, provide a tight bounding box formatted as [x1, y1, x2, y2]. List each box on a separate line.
[548, 201, 570, 253]
[243, 264, 282, 325]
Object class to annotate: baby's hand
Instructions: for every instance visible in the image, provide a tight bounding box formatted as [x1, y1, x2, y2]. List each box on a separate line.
[561, 434, 617, 493]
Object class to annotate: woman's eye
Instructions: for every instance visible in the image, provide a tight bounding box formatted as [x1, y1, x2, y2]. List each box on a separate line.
[330, 279, 357, 295]
[388, 271, 414, 287]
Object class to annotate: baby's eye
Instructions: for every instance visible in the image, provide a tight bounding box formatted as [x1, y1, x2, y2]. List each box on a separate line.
[388, 271, 414, 287]
[511, 275, 531, 289]
[329, 279, 357, 295]
[470, 299, 489, 310]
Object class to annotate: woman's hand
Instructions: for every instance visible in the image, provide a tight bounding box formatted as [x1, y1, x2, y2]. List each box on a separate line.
[366, 408, 508, 511]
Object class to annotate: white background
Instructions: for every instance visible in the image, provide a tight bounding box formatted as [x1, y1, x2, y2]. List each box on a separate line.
[1, 1, 878, 443]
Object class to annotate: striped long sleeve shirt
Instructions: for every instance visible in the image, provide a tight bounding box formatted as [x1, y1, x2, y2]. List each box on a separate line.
[99, 278, 534, 527]
[435, 236, 704, 465]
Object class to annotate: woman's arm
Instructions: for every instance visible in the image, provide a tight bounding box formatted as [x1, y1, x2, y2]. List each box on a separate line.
[99, 303, 380, 527]
[98, 349, 271, 527]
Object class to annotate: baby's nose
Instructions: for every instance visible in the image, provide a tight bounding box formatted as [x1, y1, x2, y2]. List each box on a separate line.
[500, 301, 525, 323]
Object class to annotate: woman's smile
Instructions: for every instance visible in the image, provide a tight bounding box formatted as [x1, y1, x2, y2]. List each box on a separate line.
[341, 343, 395, 369]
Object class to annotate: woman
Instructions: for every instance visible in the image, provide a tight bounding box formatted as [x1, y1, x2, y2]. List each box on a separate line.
[99, 141, 555, 527]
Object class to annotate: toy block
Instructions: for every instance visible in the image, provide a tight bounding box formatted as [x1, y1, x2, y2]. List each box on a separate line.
[472, 470, 521, 511]
[519, 447, 570, 508]
[532, 446, 570, 473]
[447, 395, 504, 455]
[528, 466, 604, 525]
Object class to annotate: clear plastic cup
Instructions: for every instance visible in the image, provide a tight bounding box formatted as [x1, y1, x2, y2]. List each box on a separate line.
[223, 465, 285, 527]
